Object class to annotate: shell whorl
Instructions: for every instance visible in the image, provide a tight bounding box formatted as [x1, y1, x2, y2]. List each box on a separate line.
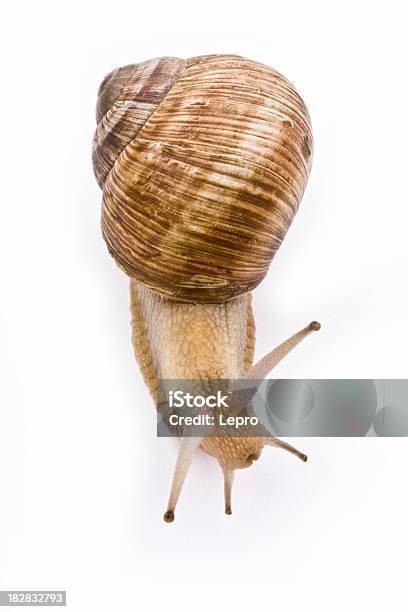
[93, 54, 313, 303]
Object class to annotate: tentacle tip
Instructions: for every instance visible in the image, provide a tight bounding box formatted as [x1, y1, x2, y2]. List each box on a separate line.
[309, 321, 321, 331]
[163, 510, 175, 523]
[225, 507, 232, 515]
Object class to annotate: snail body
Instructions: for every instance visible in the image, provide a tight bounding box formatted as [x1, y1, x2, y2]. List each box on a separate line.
[93, 54, 320, 522]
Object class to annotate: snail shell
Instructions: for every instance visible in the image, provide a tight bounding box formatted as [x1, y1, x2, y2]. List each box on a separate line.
[93, 54, 313, 303]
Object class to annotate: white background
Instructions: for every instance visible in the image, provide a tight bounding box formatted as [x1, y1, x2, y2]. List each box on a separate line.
[1, 1, 407, 610]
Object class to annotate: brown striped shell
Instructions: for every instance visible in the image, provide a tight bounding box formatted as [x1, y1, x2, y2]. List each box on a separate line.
[93, 54, 313, 303]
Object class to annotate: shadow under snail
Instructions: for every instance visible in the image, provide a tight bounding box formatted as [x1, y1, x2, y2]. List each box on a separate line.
[92, 54, 320, 522]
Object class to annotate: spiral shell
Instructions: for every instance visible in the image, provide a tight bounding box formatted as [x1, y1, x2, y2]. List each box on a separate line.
[93, 54, 313, 303]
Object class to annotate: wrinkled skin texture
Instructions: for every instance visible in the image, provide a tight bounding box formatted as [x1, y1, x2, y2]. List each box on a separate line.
[130, 281, 265, 471]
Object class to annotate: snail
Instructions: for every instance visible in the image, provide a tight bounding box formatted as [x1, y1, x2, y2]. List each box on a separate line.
[92, 54, 320, 522]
